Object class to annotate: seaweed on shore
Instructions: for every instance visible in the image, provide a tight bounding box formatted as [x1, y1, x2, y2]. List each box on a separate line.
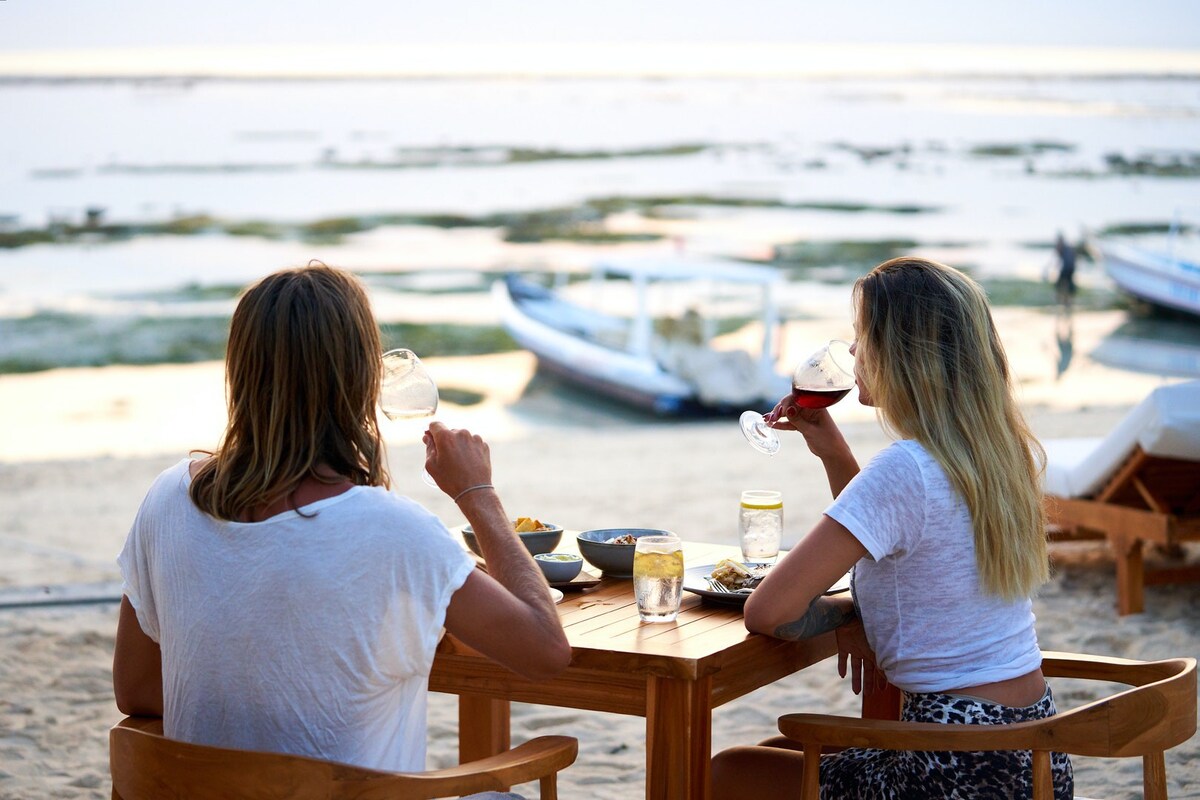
[968, 141, 1075, 158]
[379, 323, 518, 358]
[1096, 221, 1193, 237]
[0, 192, 939, 250]
[0, 312, 518, 375]
[764, 238, 922, 281]
[1042, 150, 1200, 180]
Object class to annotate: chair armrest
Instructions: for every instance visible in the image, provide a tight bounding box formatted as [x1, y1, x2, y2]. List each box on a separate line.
[778, 714, 1052, 753]
[402, 736, 578, 795]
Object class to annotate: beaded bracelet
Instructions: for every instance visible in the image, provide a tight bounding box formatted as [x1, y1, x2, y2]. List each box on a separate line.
[453, 483, 495, 503]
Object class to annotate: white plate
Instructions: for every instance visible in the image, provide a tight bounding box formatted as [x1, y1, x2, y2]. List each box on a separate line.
[683, 565, 852, 606]
[549, 587, 565, 604]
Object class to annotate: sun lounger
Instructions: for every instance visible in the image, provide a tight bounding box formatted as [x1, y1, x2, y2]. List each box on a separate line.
[1043, 381, 1200, 615]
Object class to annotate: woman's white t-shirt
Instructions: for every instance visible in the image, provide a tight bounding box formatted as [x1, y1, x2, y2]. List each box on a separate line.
[825, 440, 1043, 693]
[117, 459, 475, 772]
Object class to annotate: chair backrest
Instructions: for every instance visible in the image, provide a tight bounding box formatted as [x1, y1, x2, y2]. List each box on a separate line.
[110, 716, 577, 800]
[778, 651, 1197, 800]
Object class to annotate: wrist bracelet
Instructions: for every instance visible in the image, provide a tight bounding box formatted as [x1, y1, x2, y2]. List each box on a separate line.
[453, 483, 495, 503]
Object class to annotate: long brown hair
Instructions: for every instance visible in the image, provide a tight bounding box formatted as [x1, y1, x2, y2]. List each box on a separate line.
[190, 262, 390, 520]
[853, 257, 1048, 600]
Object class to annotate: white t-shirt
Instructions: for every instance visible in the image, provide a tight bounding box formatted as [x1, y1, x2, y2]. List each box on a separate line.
[117, 459, 475, 772]
[825, 440, 1042, 693]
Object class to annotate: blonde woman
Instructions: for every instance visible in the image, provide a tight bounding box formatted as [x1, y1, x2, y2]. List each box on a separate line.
[712, 258, 1072, 799]
[113, 264, 570, 783]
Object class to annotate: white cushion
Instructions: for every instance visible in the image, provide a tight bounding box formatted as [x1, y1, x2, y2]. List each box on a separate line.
[1042, 381, 1200, 499]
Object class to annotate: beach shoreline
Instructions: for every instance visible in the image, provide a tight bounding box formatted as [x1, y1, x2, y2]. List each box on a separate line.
[1, 379, 1197, 797]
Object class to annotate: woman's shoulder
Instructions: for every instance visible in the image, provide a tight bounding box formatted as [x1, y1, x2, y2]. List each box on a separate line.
[864, 439, 926, 473]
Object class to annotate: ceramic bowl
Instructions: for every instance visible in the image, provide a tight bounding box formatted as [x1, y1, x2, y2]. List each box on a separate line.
[576, 528, 672, 578]
[533, 552, 584, 583]
[462, 522, 563, 557]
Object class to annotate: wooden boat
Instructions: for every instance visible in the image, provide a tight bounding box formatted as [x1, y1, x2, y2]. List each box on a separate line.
[1095, 235, 1200, 318]
[493, 256, 790, 415]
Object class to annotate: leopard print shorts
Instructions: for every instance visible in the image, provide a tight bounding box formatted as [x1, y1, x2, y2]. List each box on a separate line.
[818, 685, 1073, 799]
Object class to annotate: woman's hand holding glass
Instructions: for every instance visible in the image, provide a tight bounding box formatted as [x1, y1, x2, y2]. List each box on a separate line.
[740, 339, 855, 455]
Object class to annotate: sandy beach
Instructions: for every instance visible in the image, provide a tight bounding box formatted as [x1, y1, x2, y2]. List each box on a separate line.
[1, 325, 1198, 799]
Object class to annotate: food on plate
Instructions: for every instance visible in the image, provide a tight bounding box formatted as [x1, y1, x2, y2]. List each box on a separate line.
[605, 533, 638, 545]
[514, 516, 551, 533]
[709, 558, 767, 591]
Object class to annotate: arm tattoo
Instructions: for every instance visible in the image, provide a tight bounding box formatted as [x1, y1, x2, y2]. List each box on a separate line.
[773, 596, 856, 641]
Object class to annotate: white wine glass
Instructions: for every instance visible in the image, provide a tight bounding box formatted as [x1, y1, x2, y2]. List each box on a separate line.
[740, 339, 855, 455]
[379, 348, 439, 487]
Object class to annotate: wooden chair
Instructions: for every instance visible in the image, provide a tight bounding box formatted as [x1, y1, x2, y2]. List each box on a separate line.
[110, 716, 578, 800]
[1042, 381, 1200, 615]
[776, 652, 1197, 800]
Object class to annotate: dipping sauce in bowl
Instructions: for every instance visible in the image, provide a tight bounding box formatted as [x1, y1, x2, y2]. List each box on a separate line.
[534, 552, 584, 583]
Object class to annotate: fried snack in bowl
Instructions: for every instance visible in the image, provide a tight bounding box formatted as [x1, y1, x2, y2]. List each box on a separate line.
[462, 519, 563, 557]
[514, 516, 551, 533]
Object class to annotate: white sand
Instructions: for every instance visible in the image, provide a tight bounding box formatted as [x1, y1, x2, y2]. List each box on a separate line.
[1, 320, 1198, 798]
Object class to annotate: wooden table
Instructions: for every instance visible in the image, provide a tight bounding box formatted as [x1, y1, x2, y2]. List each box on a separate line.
[430, 535, 838, 800]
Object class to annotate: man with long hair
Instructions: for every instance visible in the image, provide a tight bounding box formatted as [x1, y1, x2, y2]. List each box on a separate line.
[113, 264, 570, 776]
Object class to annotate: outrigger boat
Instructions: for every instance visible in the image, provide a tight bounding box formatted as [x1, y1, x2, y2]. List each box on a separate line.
[1094, 221, 1200, 318]
[493, 256, 790, 415]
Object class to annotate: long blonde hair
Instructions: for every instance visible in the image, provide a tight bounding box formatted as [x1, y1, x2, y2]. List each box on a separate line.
[190, 262, 390, 520]
[853, 257, 1048, 600]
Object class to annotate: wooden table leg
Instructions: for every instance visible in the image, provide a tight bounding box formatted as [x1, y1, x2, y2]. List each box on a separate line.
[646, 675, 713, 800]
[458, 694, 511, 764]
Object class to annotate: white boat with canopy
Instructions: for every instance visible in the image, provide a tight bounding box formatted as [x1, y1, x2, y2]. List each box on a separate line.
[493, 255, 790, 415]
[1095, 217, 1200, 318]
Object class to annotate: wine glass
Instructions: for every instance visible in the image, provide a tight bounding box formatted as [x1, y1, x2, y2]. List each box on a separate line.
[379, 348, 439, 486]
[740, 339, 855, 455]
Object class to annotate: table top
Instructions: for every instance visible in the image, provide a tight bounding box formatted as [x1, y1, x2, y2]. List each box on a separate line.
[445, 530, 833, 684]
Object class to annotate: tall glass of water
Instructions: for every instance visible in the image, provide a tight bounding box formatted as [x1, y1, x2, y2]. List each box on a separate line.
[739, 490, 783, 565]
[633, 533, 684, 623]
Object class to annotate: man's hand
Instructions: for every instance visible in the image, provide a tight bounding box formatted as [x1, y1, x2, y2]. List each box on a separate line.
[422, 422, 492, 498]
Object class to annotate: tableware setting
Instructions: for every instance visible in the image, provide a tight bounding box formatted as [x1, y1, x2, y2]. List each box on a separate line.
[576, 528, 672, 578]
[738, 489, 783, 565]
[462, 519, 563, 557]
[534, 552, 584, 583]
[682, 560, 852, 606]
[633, 533, 684, 623]
[379, 348, 441, 488]
[740, 339, 856, 455]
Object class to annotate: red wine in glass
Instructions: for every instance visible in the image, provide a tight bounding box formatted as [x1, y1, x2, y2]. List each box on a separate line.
[740, 339, 855, 454]
[790, 385, 851, 409]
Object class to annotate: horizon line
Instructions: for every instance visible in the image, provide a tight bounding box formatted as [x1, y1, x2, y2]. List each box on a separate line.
[3, 41, 1200, 80]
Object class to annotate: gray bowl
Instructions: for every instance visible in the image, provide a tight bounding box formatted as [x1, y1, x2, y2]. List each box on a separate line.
[534, 552, 584, 583]
[576, 528, 673, 578]
[462, 522, 564, 558]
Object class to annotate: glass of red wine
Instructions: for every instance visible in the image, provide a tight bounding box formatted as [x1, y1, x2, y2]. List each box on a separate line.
[739, 339, 855, 455]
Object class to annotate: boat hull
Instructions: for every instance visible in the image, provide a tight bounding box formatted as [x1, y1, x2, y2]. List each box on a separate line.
[495, 275, 776, 415]
[1100, 241, 1200, 318]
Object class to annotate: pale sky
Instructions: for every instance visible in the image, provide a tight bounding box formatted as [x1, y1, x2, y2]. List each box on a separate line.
[2, 0, 1199, 50]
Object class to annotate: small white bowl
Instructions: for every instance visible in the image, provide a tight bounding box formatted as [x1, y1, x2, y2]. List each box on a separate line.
[534, 552, 584, 583]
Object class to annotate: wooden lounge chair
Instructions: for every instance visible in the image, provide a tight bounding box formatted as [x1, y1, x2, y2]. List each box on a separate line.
[110, 716, 578, 800]
[776, 651, 1197, 800]
[1043, 381, 1200, 615]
